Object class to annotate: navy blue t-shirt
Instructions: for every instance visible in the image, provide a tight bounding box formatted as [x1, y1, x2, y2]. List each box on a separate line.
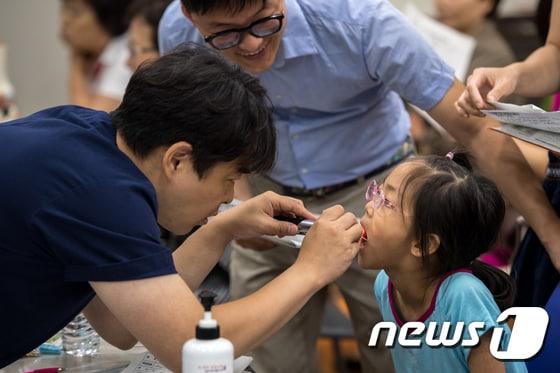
[0, 106, 176, 367]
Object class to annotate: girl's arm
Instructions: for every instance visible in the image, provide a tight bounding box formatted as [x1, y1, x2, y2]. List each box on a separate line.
[468, 332, 506, 373]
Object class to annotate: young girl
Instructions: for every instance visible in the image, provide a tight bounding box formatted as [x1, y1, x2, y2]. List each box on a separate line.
[359, 152, 527, 372]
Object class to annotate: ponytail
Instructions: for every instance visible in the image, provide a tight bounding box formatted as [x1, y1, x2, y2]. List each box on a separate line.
[471, 260, 516, 311]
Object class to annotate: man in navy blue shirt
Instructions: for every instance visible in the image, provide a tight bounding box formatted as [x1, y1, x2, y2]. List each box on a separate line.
[0, 44, 364, 371]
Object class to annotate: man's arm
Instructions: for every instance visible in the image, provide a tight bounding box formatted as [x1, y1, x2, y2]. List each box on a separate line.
[429, 79, 560, 271]
[82, 296, 138, 350]
[91, 204, 361, 372]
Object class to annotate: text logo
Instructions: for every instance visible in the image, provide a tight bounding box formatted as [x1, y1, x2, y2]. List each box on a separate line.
[368, 307, 549, 360]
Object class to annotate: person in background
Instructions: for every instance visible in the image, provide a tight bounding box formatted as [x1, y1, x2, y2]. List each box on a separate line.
[412, 0, 520, 155]
[436, 0, 516, 76]
[126, 0, 172, 71]
[59, 0, 134, 112]
[456, 1, 560, 369]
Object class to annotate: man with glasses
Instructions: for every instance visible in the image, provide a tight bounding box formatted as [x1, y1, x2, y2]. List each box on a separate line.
[159, 1, 560, 372]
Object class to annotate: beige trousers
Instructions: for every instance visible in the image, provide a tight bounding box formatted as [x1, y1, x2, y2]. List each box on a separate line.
[230, 169, 397, 373]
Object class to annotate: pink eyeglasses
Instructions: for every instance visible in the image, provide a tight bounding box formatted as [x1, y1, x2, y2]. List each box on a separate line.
[365, 180, 396, 210]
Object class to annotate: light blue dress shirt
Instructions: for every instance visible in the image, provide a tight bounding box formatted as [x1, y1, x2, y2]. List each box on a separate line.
[374, 270, 528, 373]
[159, 0, 455, 189]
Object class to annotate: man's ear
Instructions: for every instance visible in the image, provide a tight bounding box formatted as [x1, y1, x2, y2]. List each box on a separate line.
[180, 3, 194, 22]
[163, 141, 193, 176]
[410, 234, 441, 258]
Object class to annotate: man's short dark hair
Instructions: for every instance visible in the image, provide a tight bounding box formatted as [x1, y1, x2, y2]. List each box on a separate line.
[127, 0, 173, 49]
[111, 43, 276, 178]
[85, 0, 135, 36]
[180, 0, 262, 15]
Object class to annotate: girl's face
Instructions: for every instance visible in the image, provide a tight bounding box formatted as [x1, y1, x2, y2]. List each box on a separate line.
[127, 16, 160, 71]
[59, 0, 109, 54]
[358, 162, 418, 270]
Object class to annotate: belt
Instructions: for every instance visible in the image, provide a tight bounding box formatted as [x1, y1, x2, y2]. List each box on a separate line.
[281, 137, 415, 198]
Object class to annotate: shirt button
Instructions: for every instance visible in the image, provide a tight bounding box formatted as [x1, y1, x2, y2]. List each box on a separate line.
[302, 168, 308, 174]
[292, 134, 299, 140]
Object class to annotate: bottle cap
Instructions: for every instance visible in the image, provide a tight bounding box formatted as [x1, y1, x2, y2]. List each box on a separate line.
[196, 290, 220, 340]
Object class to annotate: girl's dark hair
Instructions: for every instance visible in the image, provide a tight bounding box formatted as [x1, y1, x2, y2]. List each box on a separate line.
[180, 0, 261, 15]
[85, 0, 135, 36]
[400, 152, 515, 310]
[127, 0, 173, 49]
[111, 43, 276, 178]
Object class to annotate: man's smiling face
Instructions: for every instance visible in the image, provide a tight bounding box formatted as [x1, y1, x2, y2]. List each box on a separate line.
[184, 0, 286, 75]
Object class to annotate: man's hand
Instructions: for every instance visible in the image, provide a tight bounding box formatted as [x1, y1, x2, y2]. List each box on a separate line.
[214, 191, 316, 241]
[295, 205, 362, 286]
[455, 65, 520, 117]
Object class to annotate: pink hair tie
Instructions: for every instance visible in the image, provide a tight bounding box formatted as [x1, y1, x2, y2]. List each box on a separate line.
[446, 152, 454, 160]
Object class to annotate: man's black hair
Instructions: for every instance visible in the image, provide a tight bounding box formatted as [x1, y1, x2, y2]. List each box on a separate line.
[85, 0, 135, 36]
[127, 0, 173, 48]
[111, 43, 276, 178]
[180, 0, 262, 15]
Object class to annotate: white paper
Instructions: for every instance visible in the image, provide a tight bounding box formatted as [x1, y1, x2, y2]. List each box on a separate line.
[121, 353, 170, 373]
[122, 353, 254, 373]
[262, 234, 304, 249]
[403, 2, 476, 81]
[484, 111, 560, 134]
[219, 199, 305, 249]
[492, 124, 560, 153]
[487, 100, 545, 113]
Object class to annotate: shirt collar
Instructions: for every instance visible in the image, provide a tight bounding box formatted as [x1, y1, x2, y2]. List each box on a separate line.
[274, 0, 318, 66]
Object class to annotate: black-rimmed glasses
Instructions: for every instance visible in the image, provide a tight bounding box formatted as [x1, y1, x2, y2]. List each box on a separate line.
[204, 13, 285, 50]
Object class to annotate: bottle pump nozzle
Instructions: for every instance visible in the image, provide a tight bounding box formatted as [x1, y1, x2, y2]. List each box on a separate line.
[196, 290, 220, 339]
[200, 290, 216, 312]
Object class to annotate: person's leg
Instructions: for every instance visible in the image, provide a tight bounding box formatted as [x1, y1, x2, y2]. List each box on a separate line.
[230, 175, 328, 372]
[230, 242, 328, 373]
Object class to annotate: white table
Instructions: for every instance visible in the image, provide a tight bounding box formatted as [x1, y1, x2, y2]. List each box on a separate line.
[1, 340, 147, 373]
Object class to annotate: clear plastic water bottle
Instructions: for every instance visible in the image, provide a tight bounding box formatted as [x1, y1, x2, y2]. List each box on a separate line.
[62, 313, 100, 356]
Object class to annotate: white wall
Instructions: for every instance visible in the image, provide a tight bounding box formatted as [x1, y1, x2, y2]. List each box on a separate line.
[0, 0, 68, 115]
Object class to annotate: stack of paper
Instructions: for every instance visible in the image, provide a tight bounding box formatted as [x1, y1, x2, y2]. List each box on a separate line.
[483, 102, 560, 153]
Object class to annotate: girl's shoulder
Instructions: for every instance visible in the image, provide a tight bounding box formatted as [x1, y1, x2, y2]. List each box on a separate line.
[437, 271, 502, 322]
[373, 270, 390, 299]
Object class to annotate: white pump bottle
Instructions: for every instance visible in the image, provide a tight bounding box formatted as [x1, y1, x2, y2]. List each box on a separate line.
[182, 291, 234, 373]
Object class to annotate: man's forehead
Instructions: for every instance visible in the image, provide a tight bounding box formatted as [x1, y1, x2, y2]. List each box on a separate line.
[201, 0, 272, 26]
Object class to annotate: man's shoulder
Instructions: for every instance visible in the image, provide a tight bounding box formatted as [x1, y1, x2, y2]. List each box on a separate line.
[297, 0, 394, 28]
[159, 0, 203, 54]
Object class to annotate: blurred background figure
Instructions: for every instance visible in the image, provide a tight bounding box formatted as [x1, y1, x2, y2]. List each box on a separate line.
[0, 42, 18, 122]
[435, 0, 517, 75]
[59, 0, 134, 112]
[126, 0, 172, 71]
